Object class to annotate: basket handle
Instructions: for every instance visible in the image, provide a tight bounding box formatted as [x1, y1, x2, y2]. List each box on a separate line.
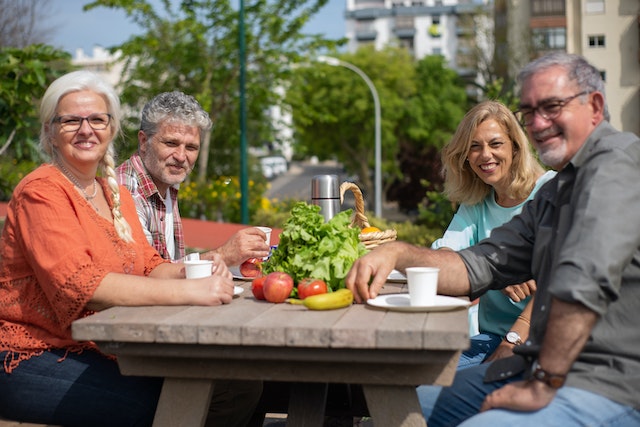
[339, 182, 370, 229]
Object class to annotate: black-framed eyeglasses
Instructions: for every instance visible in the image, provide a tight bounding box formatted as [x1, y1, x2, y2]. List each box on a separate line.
[52, 113, 112, 132]
[515, 91, 588, 126]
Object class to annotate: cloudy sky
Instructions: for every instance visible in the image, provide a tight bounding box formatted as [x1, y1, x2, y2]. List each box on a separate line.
[49, 0, 345, 56]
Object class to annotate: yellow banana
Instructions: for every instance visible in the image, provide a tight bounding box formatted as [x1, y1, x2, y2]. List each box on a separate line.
[302, 288, 354, 310]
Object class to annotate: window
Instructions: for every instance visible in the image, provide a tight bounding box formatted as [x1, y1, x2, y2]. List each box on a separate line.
[532, 27, 566, 50]
[531, 0, 565, 16]
[588, 35, 605, 47]
[585, 0, 605, 14]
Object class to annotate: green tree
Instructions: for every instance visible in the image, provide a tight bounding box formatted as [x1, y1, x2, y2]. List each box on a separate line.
[85, 0, 342, 180]
[0, 44, 73, 200]
[285, 46, 416, 204]
[0, 44, 73, 160]
[388, 54, 468, 212]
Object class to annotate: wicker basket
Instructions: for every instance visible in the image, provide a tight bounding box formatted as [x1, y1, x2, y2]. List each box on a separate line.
[339, 182, 397, 250]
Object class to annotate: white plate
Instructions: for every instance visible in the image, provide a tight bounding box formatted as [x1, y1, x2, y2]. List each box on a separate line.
[234, 285, 244, 296]
[387, 269, 407, 283]
[367, 294, 470, 312]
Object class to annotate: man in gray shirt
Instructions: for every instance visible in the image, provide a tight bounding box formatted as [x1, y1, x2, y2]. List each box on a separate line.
[346, 52, 640, 426]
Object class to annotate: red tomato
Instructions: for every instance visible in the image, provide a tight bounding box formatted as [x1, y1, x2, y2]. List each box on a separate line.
[263, 272, 294, 303]
[251, 276, 266, 300]
[239, 258, 262, 278]
[297, 278, 328, 300]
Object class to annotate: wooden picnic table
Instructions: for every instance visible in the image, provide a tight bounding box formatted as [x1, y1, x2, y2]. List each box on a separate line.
[72, 280, 469, 427]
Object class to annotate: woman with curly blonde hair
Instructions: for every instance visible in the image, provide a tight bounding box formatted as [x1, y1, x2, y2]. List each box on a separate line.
[432, 100, 555, 369]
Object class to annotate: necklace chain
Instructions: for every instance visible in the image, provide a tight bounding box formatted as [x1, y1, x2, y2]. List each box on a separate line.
[56, 162, 98, 201]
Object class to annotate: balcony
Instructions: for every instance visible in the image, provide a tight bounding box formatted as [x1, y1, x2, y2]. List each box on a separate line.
[356, 30, 378, 41]
[394, 27, 416, 38]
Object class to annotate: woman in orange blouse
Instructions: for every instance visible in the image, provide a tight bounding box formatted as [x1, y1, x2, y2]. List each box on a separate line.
[0, 71, 259, 427]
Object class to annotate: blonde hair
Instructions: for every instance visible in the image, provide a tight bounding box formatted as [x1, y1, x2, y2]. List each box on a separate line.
[441, 100, 544, 205]
[39, 70, 133, 242]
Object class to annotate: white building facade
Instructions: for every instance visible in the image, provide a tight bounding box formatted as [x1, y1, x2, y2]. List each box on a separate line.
[345, 0, 489, 75]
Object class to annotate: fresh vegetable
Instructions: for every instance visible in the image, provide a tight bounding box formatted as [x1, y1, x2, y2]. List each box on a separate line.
[251, 276, 266, 300]
[297, 278, 328, 300]
[240, 258, 262, 278]
[262, 202, 367, 291]
[263, 272, 294, 303]
[302, 288, 354, 310]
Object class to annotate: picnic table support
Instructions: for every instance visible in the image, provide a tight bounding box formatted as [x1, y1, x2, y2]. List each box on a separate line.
[153, 378, 214, 427]
[286, 382, 329, 427]
[363, 385, 427, 427]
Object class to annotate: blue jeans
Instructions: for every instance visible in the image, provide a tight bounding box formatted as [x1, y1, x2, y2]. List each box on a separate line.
[418, 362, 640, 427]
[0, 349, 263, 427]
[457, 332, 502, 370]
[0, 349, 161, 427]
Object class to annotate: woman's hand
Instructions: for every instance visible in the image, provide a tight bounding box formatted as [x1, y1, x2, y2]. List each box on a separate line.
[502, 280, 536, 302]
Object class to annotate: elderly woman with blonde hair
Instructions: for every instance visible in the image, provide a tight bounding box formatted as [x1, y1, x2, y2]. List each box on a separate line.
[0, 70, 260, 426]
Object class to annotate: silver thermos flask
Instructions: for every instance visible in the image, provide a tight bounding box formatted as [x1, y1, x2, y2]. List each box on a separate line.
[311, 174, 341, 222]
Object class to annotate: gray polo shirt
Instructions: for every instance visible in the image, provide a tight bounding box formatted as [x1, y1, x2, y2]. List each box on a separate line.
[459, 121, 640, 409]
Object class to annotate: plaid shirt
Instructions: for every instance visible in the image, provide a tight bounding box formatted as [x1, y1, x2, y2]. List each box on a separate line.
[116, 153, 185, 261]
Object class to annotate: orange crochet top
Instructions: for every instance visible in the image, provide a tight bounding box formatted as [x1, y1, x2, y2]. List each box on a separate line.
[0, 164, 167, 373]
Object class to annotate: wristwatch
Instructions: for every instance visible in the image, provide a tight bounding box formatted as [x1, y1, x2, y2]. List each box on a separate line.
[531, 361, 566, 389]
[505, 331, 523, 345]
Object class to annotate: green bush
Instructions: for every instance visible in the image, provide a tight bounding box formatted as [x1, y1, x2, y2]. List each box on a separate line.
[178, 176, 269, 223]
[0, 158, 38, 201]
[367, 215, 442, 247]
[251, 197, 300, 229]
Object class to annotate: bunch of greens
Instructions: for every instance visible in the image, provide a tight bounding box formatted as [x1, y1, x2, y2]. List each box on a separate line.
[263, 202, 367, 292]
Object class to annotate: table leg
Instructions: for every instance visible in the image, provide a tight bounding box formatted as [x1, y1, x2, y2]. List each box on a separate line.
[286, 382, 328, 427]
[153, 378, 214, 427]
[362, 385, 426, 427]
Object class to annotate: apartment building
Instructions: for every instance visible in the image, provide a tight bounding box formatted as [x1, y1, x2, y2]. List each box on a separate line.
[345, 0, 639, 135]
[72, 46, 124, 89]
[344, 0, 490, 76]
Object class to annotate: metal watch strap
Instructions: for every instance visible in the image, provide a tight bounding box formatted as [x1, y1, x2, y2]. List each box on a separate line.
[531, 361, 566, 389]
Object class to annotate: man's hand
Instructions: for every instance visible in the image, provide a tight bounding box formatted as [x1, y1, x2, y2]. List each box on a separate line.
[345, 242, 402, 303]
[203, 227, 270, 267]
[502, 280, 536, 302]
[484, 341, 515, 363]
[481, 380, 556, 413]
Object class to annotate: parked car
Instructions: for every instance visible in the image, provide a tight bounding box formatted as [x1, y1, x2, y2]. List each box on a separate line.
[260, 156, 288, 179]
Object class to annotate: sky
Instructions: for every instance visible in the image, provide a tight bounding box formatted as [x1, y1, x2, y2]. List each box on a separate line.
[49, 0, 345, 56]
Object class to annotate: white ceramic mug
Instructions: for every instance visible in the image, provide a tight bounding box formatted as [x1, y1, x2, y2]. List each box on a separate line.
[184, 260, 214, 279]
[405, 267, 439, 306]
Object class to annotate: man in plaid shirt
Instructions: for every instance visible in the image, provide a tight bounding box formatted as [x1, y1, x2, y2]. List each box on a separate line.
[117, 91, 270, 264]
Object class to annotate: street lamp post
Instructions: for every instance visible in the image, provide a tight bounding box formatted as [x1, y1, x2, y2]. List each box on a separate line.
[317, 55, 382, 219]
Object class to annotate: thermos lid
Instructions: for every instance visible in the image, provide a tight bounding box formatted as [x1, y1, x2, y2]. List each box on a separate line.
[311, 174, 339, 199]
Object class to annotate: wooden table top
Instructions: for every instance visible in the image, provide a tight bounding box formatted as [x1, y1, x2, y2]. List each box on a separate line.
[72, 281, 469, 353]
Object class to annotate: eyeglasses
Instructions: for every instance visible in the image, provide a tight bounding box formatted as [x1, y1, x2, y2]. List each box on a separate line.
[516, 91, 588, 126]
[52, 113, 112, 132]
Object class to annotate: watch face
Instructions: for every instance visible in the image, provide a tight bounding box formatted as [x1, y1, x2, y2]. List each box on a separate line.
[506, 331, 521, 344]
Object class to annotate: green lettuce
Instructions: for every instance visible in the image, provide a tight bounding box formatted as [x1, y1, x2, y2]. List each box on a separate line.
[263, 202, 367, 291]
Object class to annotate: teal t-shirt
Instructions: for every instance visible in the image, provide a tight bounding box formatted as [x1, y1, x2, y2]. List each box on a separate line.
[431, 170, 556, 336]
